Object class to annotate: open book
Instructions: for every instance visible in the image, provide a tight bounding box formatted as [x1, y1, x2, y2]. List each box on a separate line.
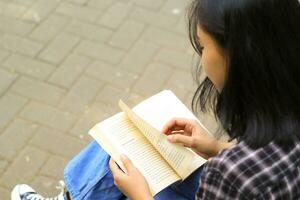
[89, 90, 208, 196]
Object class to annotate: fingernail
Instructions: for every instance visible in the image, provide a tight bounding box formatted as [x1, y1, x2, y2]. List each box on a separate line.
[167, 135, 173, 141]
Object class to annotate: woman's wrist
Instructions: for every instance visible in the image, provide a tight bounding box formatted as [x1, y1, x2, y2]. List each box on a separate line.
[214, 141, 235, 156]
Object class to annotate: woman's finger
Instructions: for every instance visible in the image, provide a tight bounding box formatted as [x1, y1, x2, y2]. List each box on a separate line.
[120, 155, 134, 174]
[167, 134, 194, 148]
[162, 118, 193, 134]
[161, 118, 184, 134]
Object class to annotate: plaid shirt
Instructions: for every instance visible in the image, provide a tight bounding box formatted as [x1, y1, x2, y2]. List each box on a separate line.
[196, 141, 300, 199]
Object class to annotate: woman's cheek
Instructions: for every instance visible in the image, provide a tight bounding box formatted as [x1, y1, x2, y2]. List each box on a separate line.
[201, 54, 214, 81]
[201, 53, 223, 90]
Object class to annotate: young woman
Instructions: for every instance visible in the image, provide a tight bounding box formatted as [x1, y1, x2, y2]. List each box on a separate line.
[12, 0, 300, 199]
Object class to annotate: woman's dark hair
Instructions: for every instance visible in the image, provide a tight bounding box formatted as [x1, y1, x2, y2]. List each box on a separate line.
[188, 0, 300, 148]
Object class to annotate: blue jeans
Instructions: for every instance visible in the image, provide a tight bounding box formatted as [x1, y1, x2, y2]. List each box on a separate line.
[64, 141, 203, 200]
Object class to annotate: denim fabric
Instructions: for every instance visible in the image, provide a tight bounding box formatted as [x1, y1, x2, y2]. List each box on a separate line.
[64, 141, 203, 200]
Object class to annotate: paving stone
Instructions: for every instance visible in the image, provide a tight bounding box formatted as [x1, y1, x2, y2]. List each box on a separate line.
[98, 2, 131, 29]
[0, 68, 18, 96]
[0, 93, 27, 130]
[130, 7, 178, 29]
[0, 35, 43, 57]
[30, 14, 69, 43]
[0, 49, 9, 62]
[38, 33, 79, 64]
[0, 118, 38, 161]
[56, 2, 101, 22]
[0, 16, 36, 36]
[87, 0, 113, 10]
[59, 76, 104, 114]
[132, 62, 173, 96]
[154, 48, 193, 70]
[125, 92, 145, 106]
[109, 20, 145, 50]
[30, 176, 59, 198]
[167, 69, 194, 90]
[0, 160, 8, 175]
[2, 118, 38, 145]
[70, 102, 114, 139]
[96, 85, 130, 107]
[196, 110, 222, 138]
[132, 0, 164, 10]
[30, 126, 87, 157]
[163, 69, 195, 101]
[0, 136, 22, 161]
[96, 84, 144, 107]
[48, 54, 91, 88]
[0, 146, 49, 188]
[22, 0, 60, 22]
[0, 187, 10, 200]
[75, 41, 125, 64]
[120, 40, 159, 74]
[85, 61, 137, 88]
[11, 77, 66, 105]
[64, 0, 89, 5]
[173, 14, 189, 36]
[13, 0, 36, 7]
[71, 90, 143, 139]
[0, 2, 28, 18]
[40, 155, 68, 179]
[3, 54, 55, 80]
[71, 90, 143, 138]
[66, 20, 113, 43]
[160, 0, 188, 17]
[184, 89, 197, 109]
[142, 27, 189, 50]
[20, 102, 77, 132]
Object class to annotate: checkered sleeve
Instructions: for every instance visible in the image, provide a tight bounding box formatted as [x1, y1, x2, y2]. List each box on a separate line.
[197, 167, 248, 200]
[196, 141, 300, 199]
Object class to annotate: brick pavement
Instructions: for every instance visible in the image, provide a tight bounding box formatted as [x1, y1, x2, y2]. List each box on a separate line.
[0, 0, 219, 199]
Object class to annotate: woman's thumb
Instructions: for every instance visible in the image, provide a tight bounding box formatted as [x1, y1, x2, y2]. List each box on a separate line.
[121, 155, 134, 173]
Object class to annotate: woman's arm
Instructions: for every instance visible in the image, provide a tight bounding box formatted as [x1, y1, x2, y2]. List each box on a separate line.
[162, 117, 235, 159]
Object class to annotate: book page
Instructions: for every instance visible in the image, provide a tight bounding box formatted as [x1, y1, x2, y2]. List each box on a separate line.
[133, 90, 208, 177]
[89, 112, 180, 196]
[133, 90, 210, 135]
[119, 100, 206, 179]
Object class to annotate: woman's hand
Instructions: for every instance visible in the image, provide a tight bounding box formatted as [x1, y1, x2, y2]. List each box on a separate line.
[109, 155, 153, 200]
[162, 118, 233, 159]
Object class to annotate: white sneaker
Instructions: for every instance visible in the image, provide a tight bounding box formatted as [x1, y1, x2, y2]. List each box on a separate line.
[11, 180, 70, 200]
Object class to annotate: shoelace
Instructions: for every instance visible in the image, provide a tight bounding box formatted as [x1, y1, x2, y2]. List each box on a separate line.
[27, 194, 60, 200]
[26, 180, 66, 200]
